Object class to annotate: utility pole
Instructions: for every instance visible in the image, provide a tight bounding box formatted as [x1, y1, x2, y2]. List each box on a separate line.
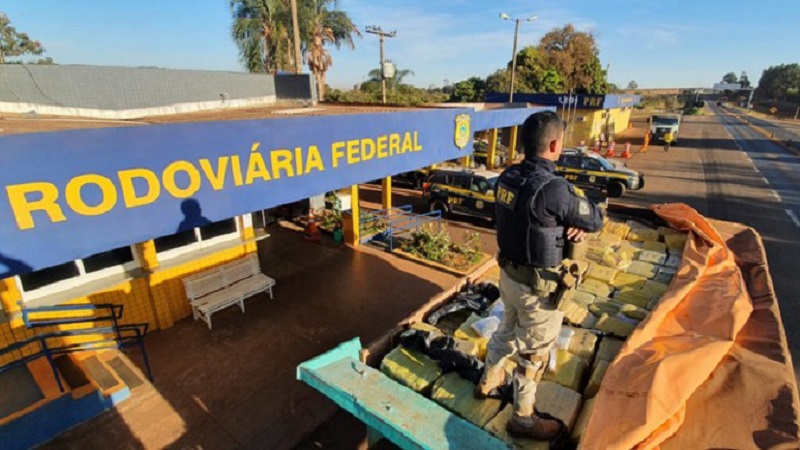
[500, 13, 537, 103]
[365, 26, 397, 104]
[290, 0, 302, 74]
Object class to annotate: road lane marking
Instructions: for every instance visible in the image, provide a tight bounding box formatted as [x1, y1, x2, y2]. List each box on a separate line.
[787, 210, 800, 228]
[771, 190, 782, 201]
[762, 177, 770, 185]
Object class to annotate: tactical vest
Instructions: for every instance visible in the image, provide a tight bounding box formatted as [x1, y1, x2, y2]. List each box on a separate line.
[495, 167, 565, 268]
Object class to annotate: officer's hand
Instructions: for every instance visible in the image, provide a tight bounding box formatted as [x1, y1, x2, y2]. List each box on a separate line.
[566, 227, 586, 242]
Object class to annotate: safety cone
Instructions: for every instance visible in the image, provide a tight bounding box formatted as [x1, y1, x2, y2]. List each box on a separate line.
[592, 139, 601, 153]
[605, 141, 616, 158]
[621, 142, 631, 159]
[304, 210, 321, 242]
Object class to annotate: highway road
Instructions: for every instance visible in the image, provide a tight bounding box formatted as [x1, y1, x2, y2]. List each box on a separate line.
[624, 104, 800, 381]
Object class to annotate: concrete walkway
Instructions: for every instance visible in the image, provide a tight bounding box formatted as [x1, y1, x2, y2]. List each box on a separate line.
[40, 224, 458, 450]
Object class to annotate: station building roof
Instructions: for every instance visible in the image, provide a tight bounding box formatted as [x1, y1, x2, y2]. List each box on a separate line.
[0, 102, 553, 276]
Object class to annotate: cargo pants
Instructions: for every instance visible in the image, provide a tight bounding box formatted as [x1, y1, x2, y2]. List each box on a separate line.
[485, 268, 564, 417]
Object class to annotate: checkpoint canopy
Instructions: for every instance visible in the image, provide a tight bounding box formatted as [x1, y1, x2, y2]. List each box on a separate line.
[0, 106, 550, 277]
[485, 93, 641, 110]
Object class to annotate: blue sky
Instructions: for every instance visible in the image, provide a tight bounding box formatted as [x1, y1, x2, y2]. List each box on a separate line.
[3, 0, 800, 90]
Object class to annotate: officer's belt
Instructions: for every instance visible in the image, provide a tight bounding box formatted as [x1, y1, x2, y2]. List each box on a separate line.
[498, 253, 561, 297]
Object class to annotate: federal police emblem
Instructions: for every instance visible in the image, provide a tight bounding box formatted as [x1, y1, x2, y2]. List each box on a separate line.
[454, 114, 471, 150]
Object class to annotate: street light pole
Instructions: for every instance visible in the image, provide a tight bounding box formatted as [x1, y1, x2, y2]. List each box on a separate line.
[500, 13, 537, 103]
[509, 19, 520, 103]
[365, 26, 397, 105]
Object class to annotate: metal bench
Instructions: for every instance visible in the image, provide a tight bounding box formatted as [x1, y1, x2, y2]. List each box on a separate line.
[182, 254, 276, 330]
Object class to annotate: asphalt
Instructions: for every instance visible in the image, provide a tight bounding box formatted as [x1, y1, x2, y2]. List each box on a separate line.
[622, 105, 800, 383]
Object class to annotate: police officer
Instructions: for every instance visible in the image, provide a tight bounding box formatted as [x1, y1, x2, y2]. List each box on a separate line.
[474, 111, 603, 440]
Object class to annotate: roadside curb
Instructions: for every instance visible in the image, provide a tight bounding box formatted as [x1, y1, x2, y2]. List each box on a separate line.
[736, 115, 800, 157]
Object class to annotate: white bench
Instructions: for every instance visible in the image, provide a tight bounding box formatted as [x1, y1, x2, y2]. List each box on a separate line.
[182, 254, 276, 330]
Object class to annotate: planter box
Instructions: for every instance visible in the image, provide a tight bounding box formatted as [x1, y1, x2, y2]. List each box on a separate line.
[392, 249, 493, 277]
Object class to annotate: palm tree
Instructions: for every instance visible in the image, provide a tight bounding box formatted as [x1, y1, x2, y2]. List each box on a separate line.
[230, 0, 295, 73]
[303, 0, 360, 99]
[367, 67, 415, 90]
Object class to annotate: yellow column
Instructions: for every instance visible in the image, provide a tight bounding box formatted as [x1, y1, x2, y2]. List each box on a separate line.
[486, 128, 499, 170]
[460, 156, 471, 167]
[136, 240, 160, 273]
[0, 277, 22, 314]
[134, 240, 169, 330]
[508, 126, 519, 165]
[347, 184, 360, 246]
[382, 177, 392, 210]
[238, 216, 257, 253]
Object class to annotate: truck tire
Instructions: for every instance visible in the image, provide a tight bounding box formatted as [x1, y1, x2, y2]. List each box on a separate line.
[608, 181, 626, 198]
[429, 201, 449, 215]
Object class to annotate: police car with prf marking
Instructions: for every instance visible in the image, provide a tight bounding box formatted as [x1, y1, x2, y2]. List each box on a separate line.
[422, 168, 499, 220]
[556, 149, 645, 198]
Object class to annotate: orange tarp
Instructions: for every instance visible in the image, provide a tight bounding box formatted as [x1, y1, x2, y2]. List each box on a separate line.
[584, 203, 800, 449]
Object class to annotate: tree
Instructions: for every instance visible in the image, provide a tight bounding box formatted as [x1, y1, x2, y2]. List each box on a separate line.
[0, 13, 46, 64]
[302, 0, 359, 99]
[450, 77, 487, 102]
[367, 66, 414, 90]
[756, 64, 800, 100]
[739, 71, 751, 89]
[230, 0, 294, 73]
[539, 24, 605, 93]
[626, 80, 638, 90]
[722, 72, 738, 84]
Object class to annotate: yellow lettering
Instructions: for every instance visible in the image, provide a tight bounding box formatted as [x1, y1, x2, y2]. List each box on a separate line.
[506, 191, 515, 204]
[305, 145, 324, 173]
[331, 141, 346, 168]
[414, 131, 422, 151]
[65, 174, 118, 216]
[376, 135, 388, 158]
[294, 147, 304, 175]
[346, 139, 360, 165]
[245, 146, 271, 184]
[361, 138, 376, 162]
[401, 132, 413, 154]
[389, 134, 400, 156]
[231, 155, 244, 186]
[5, 182, 66, 230]
[163, 161, 201, 198]
[118, 168, 160, 208]
[270, 149, 294, 179]
[199, 157, 229, 190]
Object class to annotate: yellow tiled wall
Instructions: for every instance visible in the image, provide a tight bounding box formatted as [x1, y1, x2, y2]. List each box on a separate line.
[0, 226, 258, 353]
[563, 107, 634, 147]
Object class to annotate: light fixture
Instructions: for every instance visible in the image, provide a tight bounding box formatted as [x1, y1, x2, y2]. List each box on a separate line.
[499, 12, 510, 20]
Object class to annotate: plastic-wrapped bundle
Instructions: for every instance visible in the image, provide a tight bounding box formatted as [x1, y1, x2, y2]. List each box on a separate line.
[637, 250, 668, 265]
[586, 263, 618, 284]
[626, 260, 658, 279]
[595, 313, 637, 337]
[381, 346, 443, 393]
[431, 373, 503, 427]
[543, 349, 589, 391]
[613, 288, 652, 308]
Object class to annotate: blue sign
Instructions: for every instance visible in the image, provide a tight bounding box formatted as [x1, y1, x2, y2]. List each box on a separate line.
[0, 108, 544, 276]
[485, 93, 640, 110]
